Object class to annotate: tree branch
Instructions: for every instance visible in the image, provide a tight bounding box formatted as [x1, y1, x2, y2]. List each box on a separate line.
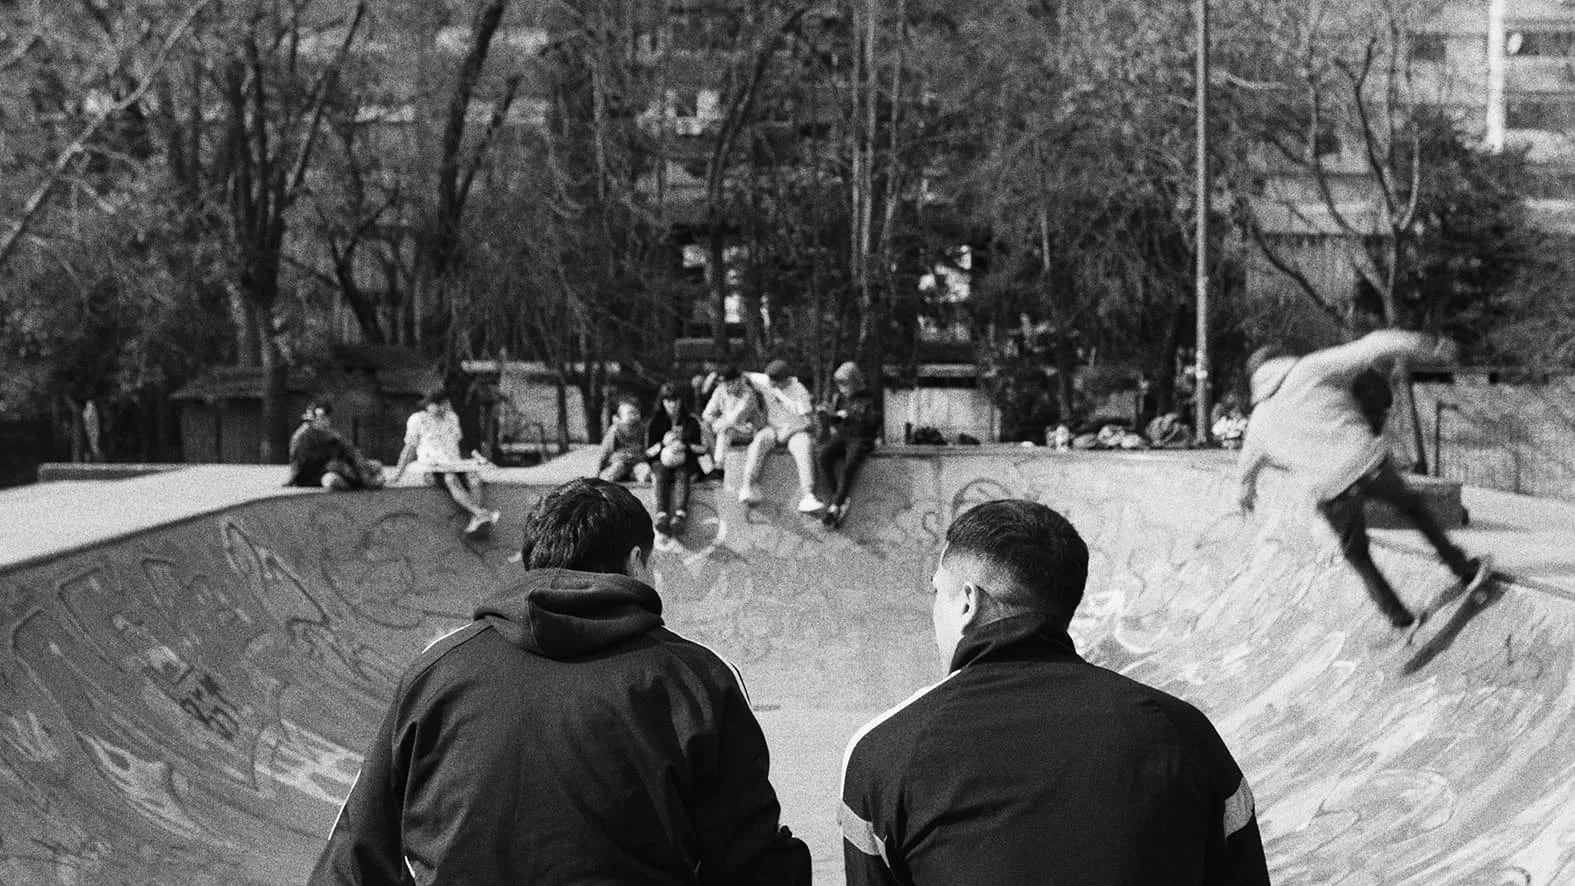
[0, 0, 216, 269]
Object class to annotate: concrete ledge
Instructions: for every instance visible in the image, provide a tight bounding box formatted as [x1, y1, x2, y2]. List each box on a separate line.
[36, 462, 188, 482]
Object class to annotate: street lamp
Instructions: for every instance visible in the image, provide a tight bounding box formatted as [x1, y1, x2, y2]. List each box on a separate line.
[1194, 0, 1212, 440]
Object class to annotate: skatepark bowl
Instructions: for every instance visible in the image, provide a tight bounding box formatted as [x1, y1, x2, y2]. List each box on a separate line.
[2, 450, 1574, 884]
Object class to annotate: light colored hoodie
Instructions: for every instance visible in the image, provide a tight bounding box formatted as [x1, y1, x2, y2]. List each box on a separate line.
[1239, 330, 1450, 502]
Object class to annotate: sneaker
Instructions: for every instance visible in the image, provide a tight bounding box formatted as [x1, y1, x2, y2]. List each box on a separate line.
[738, 484, 761, 505]
[464, 514, 489, 535]
[487, 510, 500, 526]
[1464, 555, 1494, 594]
[654, 512, 670, 535]
[708, 468, 726, 483]
[798, 493, 826, 513]
[1389, 608, 1416, 630]
[670, 511, 687, 534]
[821, 504, 840, 527]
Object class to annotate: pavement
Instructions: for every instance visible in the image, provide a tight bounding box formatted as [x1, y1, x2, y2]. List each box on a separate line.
[1, 449, 1573, 883]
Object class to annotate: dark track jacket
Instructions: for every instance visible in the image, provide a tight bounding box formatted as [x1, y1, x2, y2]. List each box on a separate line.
[310, 568, 810, 885]
[840, 613, 1269, 885]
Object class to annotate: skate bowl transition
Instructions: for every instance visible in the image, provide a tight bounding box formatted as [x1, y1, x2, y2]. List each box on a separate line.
[2, 451, 1574, 884]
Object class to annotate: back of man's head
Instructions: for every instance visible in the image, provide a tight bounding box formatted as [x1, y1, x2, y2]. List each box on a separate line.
[943, 500, 1088, 626]
[519, 478, 655, 574]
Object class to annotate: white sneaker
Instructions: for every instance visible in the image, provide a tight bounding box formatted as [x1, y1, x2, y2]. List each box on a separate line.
[797, 494, 826, 513]
[738, 484, 761, 505]
[465, 514, 488, 535]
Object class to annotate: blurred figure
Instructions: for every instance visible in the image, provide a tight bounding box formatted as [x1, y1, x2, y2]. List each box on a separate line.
[286, 402, 383, 491]
[1238, 331, 1490, 629]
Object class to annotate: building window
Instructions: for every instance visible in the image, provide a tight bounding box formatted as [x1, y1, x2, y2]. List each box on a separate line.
[1409, 33, 1446, 63]
[1505, 98, 1575, 130]
[1506, 31, 1575, 57]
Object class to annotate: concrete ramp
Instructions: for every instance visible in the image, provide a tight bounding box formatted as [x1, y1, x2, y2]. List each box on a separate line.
[1, 453, 1572, 884]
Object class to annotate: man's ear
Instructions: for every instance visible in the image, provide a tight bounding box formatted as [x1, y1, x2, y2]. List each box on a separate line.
[625, 545, 649, 576]
[959, 583, 984, 629]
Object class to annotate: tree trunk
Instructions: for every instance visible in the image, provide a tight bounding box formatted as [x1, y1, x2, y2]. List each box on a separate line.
[256, 303, 288, 464]
[230, 286, 261, 366]
[553, 368, 571, 453]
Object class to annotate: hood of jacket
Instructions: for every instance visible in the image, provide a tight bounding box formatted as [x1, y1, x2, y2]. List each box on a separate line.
[474, 568, 664, 659]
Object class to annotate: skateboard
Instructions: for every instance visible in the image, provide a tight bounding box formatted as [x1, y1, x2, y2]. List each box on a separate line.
[1399, 573, 1505, 675]
[1406, 575, 1473, 637]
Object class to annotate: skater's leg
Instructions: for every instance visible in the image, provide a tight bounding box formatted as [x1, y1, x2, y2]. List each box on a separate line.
[1364, 457, 1474, 580]
[1319, 485, 1413, 626]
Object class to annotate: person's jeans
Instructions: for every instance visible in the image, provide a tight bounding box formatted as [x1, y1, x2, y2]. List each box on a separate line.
[653, 463, 691, 517]
[1318, 456, 1473, 621]
[817, 437, 874, 506]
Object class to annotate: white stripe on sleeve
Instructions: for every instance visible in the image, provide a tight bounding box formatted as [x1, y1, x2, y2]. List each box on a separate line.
[1223, 776, 1256, 838]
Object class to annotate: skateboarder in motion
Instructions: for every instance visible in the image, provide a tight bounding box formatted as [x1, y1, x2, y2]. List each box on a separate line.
[1236, 330, 1490, 629]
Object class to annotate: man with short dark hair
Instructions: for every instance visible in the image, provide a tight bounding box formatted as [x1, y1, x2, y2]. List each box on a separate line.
[312, 478, 811, 885]
[840, 499, 1269, 885]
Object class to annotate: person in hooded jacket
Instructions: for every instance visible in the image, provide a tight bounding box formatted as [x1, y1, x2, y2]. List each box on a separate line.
[1237, 329, 1491, 629]
[308, 477, 811, 885]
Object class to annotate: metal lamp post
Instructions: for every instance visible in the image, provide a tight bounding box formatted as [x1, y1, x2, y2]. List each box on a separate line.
[1194, 0, 1212, 441]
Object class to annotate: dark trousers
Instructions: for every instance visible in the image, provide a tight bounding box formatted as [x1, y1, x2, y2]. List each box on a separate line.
[653, 463, 691, 517]
[1318, 456, 1473, 620]
[816, 437, 874, 506]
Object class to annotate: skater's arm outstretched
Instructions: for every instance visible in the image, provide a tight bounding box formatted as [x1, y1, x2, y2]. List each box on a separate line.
[1235, 430, 1284, 514]
[1299, 330, 1458, 384]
